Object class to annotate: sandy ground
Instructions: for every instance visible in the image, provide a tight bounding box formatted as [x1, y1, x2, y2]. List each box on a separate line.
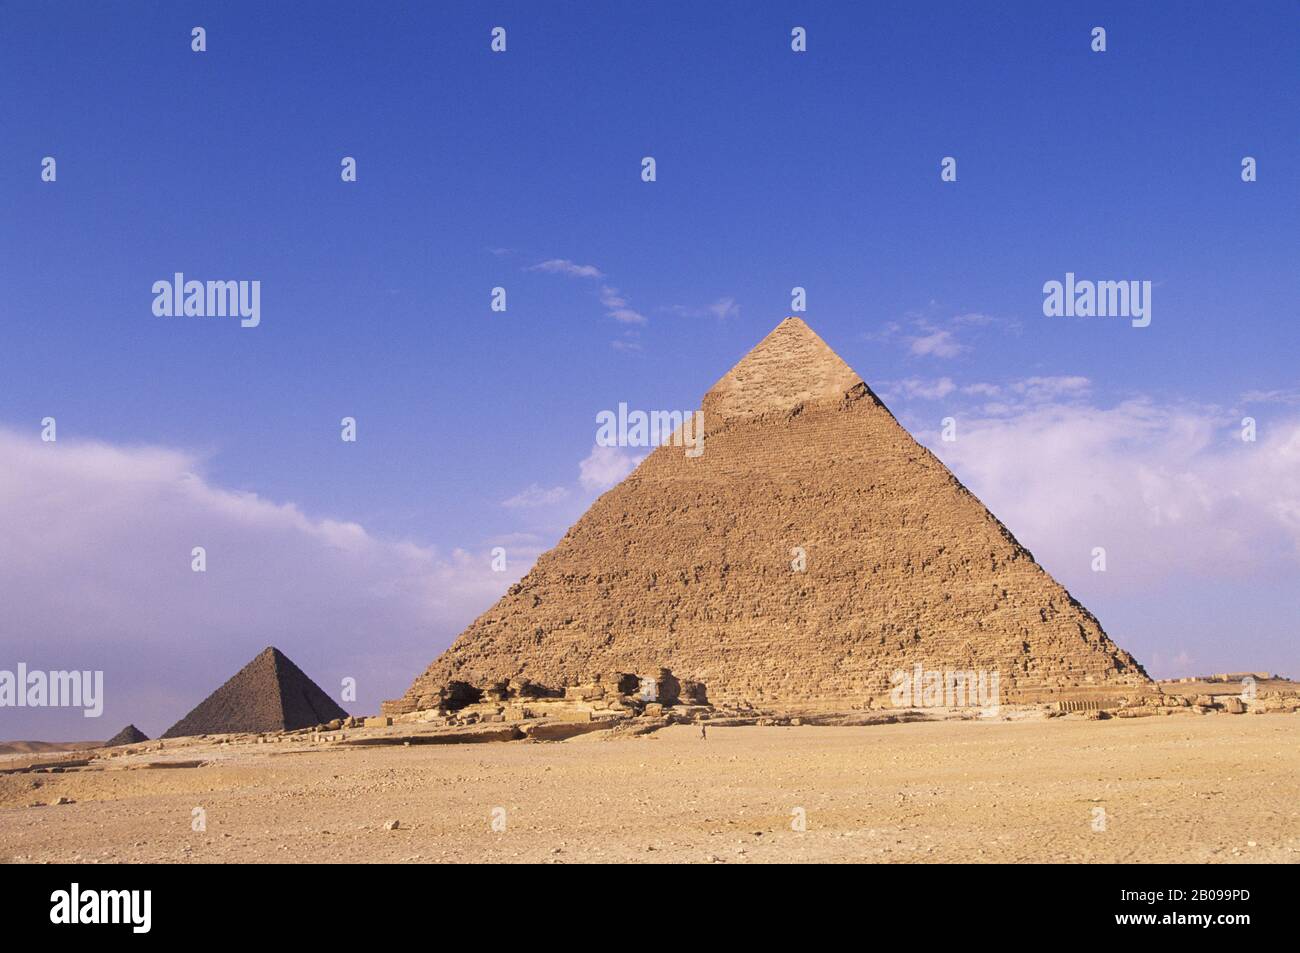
[2, 715, 1297, 863]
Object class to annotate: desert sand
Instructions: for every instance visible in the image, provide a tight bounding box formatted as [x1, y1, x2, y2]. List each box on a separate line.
[3, 714, 1297, 864]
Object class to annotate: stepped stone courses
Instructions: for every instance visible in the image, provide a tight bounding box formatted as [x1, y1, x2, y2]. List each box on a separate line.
[389, 317, 1149, 715]
[163, 646, 348, 738]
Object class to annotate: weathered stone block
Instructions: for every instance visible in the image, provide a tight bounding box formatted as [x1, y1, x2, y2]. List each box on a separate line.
[522, 720, 614, 741]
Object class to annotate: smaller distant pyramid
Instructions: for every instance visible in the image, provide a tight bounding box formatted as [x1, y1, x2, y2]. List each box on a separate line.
[104, 724, 149, 746]
[162, 646, 348, 738]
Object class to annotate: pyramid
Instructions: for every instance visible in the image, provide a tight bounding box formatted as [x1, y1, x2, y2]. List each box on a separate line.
[162, 646, 348, 737]
[104, 724, 149, 746]
[388, 317, 1149, 713]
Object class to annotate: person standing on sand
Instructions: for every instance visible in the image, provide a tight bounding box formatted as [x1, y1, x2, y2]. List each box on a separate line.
[700, 723, 707, 740]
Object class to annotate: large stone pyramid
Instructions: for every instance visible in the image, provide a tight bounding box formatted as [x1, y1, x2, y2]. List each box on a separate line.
[163, 646, 348, 737]
[389, 317, 1148, 713]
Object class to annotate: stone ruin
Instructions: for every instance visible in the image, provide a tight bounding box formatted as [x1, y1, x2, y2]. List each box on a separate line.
[394, 668, 699, 719]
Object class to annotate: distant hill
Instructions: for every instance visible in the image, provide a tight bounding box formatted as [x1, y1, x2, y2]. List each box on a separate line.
[0, 739, 101, 756]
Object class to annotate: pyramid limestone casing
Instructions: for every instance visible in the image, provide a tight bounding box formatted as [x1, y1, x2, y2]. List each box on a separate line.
[390, 318, 1149, 713]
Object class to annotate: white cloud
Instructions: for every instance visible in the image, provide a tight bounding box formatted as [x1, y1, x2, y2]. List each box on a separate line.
[921, 398, 1300, 586]
[528, 258, 604, 279]
[908, 328, 966, 358]
[501, 483, 569, 508]
[579, 444, 645, 491]
[0, 429, 533, 739]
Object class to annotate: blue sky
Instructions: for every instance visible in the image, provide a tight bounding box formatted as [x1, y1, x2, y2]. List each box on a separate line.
[2, 3, 1298, 738]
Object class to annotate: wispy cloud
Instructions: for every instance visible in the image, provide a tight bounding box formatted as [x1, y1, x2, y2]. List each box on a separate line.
[599, 285, 646, 324]
[664, 296, 741, 320]
[711, 297, 740, 320]
[611, 329, 642, 351]
[501, 483, 569, 508]
[1011, 376, 1090, 402]
[952, 311, 997, 326]
[908, 327, 966, 358]
[528, 258, 604, 279]
[870, 304, 1020, 360]
[953, 376, 1092, 404]
[1242, 388, 1300, 406]
[526, 256, 647, 331]
[878, 377, 957, 400]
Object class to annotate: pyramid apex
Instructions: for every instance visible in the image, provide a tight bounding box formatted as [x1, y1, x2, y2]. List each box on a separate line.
[703, 316, 864, 422]
[771, 314, 819, 337]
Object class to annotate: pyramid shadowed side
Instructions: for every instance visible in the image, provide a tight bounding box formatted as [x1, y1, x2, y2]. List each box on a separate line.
[162, 647, 348, 738]
[270, 649, 352, 732]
